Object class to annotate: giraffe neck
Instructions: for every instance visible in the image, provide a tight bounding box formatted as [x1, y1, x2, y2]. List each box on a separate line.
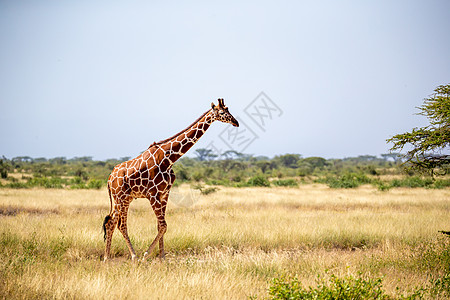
[158, 109, 215, 164]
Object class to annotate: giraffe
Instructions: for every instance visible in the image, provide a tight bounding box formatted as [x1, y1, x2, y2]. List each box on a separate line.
[102, 98, 239, 261]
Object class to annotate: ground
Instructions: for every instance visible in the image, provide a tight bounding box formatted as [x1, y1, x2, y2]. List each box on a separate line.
[0, 185, 449, 299]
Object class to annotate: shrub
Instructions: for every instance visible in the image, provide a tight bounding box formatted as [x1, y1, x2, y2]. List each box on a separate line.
[29, 177, 65, 189]
[69, 176, 84, 185]
[297, 165, 313, 177]
[192, 171, 204, 182]
[0, 168, 7, 179]
[375, 180, 392, 191]
[267, 239, 450, 299]
[247, 175, 270, 187]
[317, 173, 372, 189]
[430, 272, 450, 298]
[419, 237, 450, 298]
[87, 179, 103, 189]
[390, 176, 434, 188]
[433, 178, 450, 189]
[4, 182, 29, 189]
[230, 174, 243, 183]
[272, 179, 298, 187]
[173, 164, 190, 181]
[268, 273, 389, 300]
[192, 184, 218, 195]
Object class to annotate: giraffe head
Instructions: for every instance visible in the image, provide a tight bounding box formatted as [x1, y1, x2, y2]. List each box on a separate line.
[211, 98, 239, 127]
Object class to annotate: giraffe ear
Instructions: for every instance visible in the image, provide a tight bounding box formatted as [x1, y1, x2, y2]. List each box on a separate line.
[211, 102, 216, 109]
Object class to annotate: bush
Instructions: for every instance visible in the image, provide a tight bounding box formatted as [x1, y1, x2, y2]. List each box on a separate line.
[433, 178, 450, 189]
[87, 179, 103, 189]
[230, 174, 243, 183]
[317, 173, 372, 189]
[4, 182, 29, 189]
[390, 176, 434, 188]
[173, 164, 190, 181]
[374, 180, 392, 191]
[69, 176, 84, 185]
[268, 273, 389, 300]
[192, 171, 204, 182]
[247, 175, 270, 187]
[267, 239, 450, 299]
[272, 179, 298, 187]
[192, 184, 219, 195]
[430, 272, 450, 298]
[375, 177, 450, 190]
[29, 177, 65, 188]
[0, 158, 11, 179]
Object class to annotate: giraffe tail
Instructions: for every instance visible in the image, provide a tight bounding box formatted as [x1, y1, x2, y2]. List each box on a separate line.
[102, 183, 113, 242]
[102, 215, 112, 242]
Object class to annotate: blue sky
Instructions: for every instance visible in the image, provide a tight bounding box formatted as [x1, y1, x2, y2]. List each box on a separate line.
[1, 0, 449, 160]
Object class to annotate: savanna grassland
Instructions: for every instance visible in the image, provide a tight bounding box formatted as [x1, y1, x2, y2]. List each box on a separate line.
[0, 185, 449, 299]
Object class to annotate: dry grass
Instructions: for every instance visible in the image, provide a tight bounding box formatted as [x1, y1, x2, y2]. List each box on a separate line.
[0, 185, 449, 299]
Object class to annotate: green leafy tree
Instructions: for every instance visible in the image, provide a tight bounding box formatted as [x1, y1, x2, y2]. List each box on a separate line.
[255, 160, 272, 173]
[221, 150, 243, 160]
[0, 156, 11, 179]
[195, 148, 217, 161]
[387, 84, 450, 175]
[275, 154, 301, 168]
[302, 157, 327, 168]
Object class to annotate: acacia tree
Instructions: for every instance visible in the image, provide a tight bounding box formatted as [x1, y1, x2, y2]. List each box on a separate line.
[195, 148, 218, 161]
[387, 84, 450, 175]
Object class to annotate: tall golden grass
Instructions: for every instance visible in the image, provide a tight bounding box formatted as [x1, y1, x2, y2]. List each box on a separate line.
[0, 185, 449, 299]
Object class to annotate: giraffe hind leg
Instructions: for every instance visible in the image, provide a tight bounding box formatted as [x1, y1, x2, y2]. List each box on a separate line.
[103, 211, 119, 261]
[117, 205, 138, 261]
[102, 215, 112, 242]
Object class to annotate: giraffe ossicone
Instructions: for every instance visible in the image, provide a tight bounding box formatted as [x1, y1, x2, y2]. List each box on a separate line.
[102, 98, 239, 261]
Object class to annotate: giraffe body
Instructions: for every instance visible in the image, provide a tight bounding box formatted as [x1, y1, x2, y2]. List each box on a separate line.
[103, 99, 238, 261]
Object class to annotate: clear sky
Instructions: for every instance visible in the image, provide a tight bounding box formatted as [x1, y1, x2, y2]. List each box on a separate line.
[1, 0, 449, 160]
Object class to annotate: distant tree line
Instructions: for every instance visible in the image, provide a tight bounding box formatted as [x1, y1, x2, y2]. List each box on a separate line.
[176, 150, 448, 189]
[1, 151, 448, 190]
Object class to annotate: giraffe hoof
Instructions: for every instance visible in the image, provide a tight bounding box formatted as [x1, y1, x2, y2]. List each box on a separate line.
[141, 252, 149, 262]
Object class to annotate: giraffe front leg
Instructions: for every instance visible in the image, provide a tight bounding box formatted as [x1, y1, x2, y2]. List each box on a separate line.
[142, 219, 167, 262]
[158, 222, 165, 260]
[142, 182, 172, 262]
[157, 173, 174, 259]
[158, 189, 171, 260]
